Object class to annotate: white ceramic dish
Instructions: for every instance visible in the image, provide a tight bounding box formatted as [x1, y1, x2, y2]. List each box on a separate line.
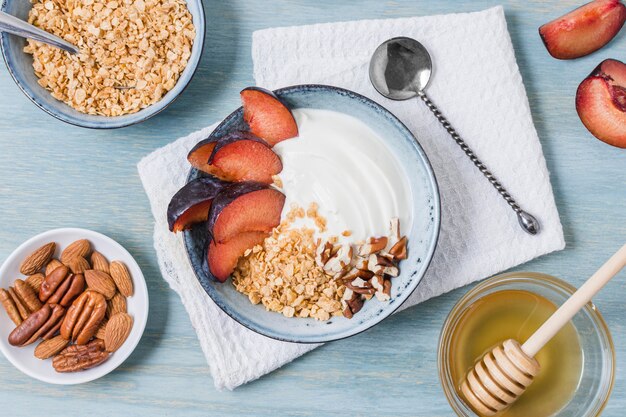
[0, 228, 149, 384]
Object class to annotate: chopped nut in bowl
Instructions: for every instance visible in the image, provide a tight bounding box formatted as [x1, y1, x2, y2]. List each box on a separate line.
[0, 228, 149, 384]
[0, 0, 204, 128]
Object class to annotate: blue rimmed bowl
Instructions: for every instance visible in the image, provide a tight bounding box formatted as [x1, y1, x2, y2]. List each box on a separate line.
[184, 85, 440, 343]
[0, 0, 204, 129]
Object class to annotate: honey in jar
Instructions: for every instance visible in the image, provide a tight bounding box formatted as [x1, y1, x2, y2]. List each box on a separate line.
[448, 289, 583, 416]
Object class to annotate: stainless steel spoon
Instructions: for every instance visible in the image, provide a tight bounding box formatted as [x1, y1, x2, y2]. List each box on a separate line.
[0, 11, 79, 54]
[369, 37, 540, 235]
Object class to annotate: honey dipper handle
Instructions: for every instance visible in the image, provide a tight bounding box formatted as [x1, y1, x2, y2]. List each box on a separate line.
[522, 243, 626, 358]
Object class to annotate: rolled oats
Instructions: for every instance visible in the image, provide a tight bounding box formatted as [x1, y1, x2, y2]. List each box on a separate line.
[24, 0, 195, 116]
[232, 204, 346, 321]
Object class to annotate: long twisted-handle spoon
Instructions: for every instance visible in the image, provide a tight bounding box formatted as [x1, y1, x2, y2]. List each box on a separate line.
[369, 37, 540, 235]
[0, 11, 79, 54]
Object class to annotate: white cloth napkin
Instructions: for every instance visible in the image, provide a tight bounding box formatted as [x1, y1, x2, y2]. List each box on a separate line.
[137, 6, 565, 390]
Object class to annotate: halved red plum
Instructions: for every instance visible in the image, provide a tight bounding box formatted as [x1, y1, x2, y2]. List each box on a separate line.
[576, 59, 626, 148]
[167, 177, 229, 232]
[207, 231, 267, 282]
[539, 0, 626, 60]
[241, 87, 298, 146]
[208, 182, 285, 243]
[187, 131, 283, 183]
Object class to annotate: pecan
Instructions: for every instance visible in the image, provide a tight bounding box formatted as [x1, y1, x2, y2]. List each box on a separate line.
[357, 236, 388, 256]
[9, 304, 50, 345]
[59, 274, 86, 307]
[389, 236, 408, 261]
[345, 278, 376, 295]
[315, 240, 334, 267]
[0, 288, 22, 325]
[39, 265, 69, 302]
[53, 339, 109, 373]
[340, 288, 363, 319]
[61, 290, 106, 345]
[7, 303, 65, 346]
[47, 273, 72, 305]
[8, 287, 30, 320]
[367, 254, 398, 277]
[14, 279, 43, 312]
[23, 304, 66, 345]
[371, 276, 391, 301]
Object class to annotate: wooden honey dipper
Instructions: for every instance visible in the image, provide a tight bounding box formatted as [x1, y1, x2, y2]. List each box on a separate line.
[461, 244, 626, 416]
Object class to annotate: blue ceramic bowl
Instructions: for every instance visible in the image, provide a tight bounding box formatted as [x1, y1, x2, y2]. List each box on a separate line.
[185, 85, 441, 343]
[0, 0, 204, 129]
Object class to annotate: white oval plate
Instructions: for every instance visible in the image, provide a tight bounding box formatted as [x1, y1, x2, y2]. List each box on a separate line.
[0, 228, 149, 384]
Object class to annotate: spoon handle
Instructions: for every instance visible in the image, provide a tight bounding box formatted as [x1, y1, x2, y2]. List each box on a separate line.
[417, 90, 540, 235]
[0, 11, 79, 54]
[522, 243, 626, 357]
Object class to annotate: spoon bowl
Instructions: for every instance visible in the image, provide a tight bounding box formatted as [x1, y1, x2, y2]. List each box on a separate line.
[369, 37, 431, 100]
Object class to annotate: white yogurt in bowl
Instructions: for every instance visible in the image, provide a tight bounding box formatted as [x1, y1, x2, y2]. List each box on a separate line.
[274, 108, 413, 240]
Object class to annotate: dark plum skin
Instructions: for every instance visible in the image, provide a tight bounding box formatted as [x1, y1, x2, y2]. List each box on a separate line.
[167, 176, 229, 232]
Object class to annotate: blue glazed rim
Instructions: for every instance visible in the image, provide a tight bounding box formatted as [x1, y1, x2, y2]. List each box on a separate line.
[0, 0, 205, 129]
[184, 84, 441, 343]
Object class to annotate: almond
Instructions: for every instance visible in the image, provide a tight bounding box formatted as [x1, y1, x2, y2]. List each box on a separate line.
[61, 239, 91, 264]
[25, 273, 44, 293]
[34, 335, 69, 359]
[95, 318, 108, 340]
[91, 251, 109, 274]
[68, 256, 90, 274]
[84, 270, 116, 299]
[45, 259, 64, 276]
[20, 242, 56, 275]
[104, 313, 133, 352]
[107, 292, 127, 317]
[109, 261, 133, 297]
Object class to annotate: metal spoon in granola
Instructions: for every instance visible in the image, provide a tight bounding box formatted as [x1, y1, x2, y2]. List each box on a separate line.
[369, 37, 540, 235]
[0, 11, 79, 54]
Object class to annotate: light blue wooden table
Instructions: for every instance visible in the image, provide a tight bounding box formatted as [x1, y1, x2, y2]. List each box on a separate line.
[0, 0, 624, 415]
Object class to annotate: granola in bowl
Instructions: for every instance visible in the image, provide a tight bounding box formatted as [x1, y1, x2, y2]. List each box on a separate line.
[23, 0, 195, 116]
[232, 204, 408, 321]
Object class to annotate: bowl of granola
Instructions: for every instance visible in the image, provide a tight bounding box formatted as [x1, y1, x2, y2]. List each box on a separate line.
[170, 85, 440, 343]
[0, 0, 204, 128]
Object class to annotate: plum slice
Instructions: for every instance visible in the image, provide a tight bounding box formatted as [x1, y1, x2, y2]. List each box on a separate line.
[187, 131, 283, 183]
[576, 59, 626, 148]
[208, 182, 285, 243]
[241, 87, 298, 146]
[539, 0, 626, 60]
[207, 231, 267, 282]
[167, 177, 229, 232]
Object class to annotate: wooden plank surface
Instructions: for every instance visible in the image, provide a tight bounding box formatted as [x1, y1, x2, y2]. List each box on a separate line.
[0, 0, 624, 415]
